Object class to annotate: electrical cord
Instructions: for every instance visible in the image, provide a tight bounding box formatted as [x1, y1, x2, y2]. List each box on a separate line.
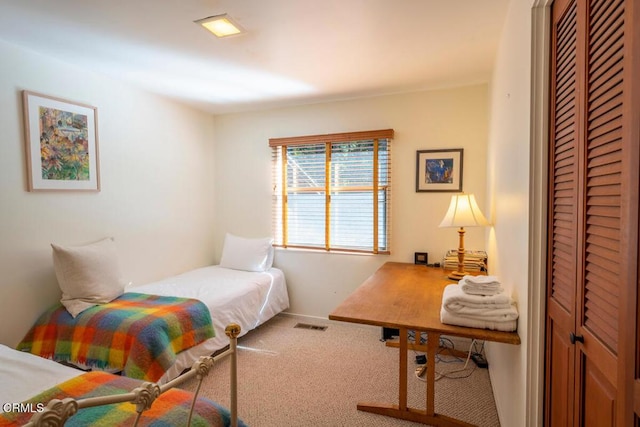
[411, 334, 461, 364]
[401, 331, 488, 381]
[414, 339, 480, 382]
[471, 339, 485, 355]
[436, 338, 465, 364]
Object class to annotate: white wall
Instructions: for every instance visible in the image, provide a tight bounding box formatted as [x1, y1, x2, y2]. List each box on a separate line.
[0, 40, 216, 347]
[212, 86, 489, 318]
[485, 0, 533, 425]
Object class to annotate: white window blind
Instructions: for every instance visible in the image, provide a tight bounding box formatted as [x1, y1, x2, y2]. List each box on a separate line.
[270, 129, 393, 254]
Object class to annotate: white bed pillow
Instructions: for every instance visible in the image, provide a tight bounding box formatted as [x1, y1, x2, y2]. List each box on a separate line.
[219, 233, 274, 272]
[51, 237, 126, 318]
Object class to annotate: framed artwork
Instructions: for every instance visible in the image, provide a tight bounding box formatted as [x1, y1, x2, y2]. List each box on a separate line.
[23, 90, 100, 191]
[415, 148, 463, 192]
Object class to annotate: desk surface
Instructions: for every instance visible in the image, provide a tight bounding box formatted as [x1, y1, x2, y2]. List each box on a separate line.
[329, 262, 520, 345]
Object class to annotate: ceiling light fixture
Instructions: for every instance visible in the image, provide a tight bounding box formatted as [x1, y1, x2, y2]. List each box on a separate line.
[195, 14, 244, 38]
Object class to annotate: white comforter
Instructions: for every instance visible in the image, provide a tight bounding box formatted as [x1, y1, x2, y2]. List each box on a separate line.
[0, 344, 80, 409]
[128, 265, 289, 383]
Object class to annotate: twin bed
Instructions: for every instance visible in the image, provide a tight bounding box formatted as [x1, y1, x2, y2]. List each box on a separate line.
[0, 330, 242, 426]
[2, 234, 289, 425]
[129, 265, 289, 384]
[17, 265, 289, 384]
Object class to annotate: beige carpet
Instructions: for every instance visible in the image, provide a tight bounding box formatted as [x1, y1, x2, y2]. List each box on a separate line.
[181, 314, 500, 426]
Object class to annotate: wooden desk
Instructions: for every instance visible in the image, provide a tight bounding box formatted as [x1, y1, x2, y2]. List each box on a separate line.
[329, 262, 520, 427]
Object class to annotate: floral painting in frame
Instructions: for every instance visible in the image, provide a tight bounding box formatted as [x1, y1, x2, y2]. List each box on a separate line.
[23, 90, 100, 191]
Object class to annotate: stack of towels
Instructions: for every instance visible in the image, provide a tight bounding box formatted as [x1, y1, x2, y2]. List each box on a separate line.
[440, 275, 518, 332]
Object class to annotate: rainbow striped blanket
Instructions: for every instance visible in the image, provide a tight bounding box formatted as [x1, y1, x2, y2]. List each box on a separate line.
[0, 371, 245, 426]
[17, 293, 214, 382]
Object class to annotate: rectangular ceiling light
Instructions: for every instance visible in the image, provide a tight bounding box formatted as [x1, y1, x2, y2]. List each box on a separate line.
[195, 14, 244, 38]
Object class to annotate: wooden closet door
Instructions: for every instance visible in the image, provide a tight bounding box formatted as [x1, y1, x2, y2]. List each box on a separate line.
[580, 1, 640, 425]
[546, 0, 638, 425]
[546, 1, 581, 424]
[578, 0, 626, 424]
[630, 1, 640, 424]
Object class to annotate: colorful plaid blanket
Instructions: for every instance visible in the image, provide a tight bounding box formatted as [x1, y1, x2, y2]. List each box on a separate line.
[17, 293, 214, 382]
[0, 371, 245, 426]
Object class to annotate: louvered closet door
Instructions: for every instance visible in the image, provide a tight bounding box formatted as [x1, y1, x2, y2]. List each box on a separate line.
[546, 0, 581, 424]
[578, 0, 626, 425]
[630, 1, 640, 424]
[579, 0, 639, 424]
[546, 0, 639, 425]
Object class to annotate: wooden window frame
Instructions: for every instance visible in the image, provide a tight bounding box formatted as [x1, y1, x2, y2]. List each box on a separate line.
[270, 129, 393, 254]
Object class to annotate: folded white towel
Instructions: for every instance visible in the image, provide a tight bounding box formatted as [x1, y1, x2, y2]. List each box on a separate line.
[460, 279, 504, 296]
[443, 283, 512, 309]
[442, 284, 519, 322]
[440, 306, 517, 332]
[462, 275, 501, 285]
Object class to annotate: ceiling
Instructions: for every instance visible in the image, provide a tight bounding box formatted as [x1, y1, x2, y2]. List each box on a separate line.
[0, 0, 510, 114]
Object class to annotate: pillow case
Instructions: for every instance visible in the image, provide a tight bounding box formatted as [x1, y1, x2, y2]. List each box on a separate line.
[51, 237, 126, 318]
[219, 233, 274, 272]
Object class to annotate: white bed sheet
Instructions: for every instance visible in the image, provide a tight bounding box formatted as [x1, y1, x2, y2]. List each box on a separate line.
[0, 344, 80, 410]
[128, 265, 289, 383]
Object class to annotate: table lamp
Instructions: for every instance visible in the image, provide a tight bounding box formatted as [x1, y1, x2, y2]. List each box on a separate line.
[439, 193, 489, 280]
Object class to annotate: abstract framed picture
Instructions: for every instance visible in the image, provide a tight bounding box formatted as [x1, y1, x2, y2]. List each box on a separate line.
[415, 148, 463, 192]
[23, 91, 100, 191]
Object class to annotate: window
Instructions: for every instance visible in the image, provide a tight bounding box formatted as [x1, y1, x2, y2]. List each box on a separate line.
[270, 129, 393, 254]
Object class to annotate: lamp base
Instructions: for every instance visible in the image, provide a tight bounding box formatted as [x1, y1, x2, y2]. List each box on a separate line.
[447, 270, 468, 281]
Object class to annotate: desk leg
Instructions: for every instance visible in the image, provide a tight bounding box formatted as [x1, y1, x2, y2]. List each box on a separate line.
[399, 327, 408, 411]
[356, 327, 475, 427]
[426, 331, 438, 416]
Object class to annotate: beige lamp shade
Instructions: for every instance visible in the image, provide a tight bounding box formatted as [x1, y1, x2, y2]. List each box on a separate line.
[439, 193, 490, 228]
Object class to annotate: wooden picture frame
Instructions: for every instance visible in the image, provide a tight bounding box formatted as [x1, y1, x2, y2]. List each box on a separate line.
[23, 90, 100, 191]
[415, 149, 463, 192]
